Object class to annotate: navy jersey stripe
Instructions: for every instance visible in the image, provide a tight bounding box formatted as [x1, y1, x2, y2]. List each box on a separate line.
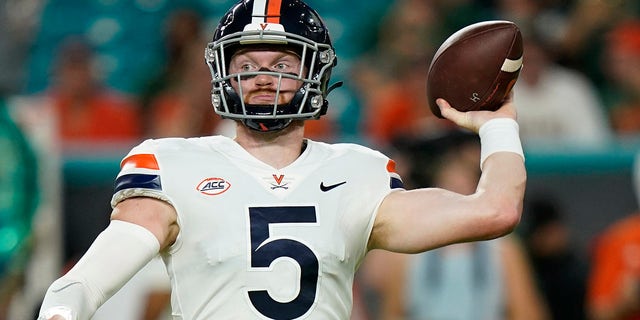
[114, 173, 162, 192]
[390, 177, 403, 189]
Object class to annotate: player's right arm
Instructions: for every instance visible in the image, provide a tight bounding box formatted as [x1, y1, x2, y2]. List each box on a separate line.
[111, 197, 179, 251]
[37, 198, 177, 320]
[37, 201, 177, 320]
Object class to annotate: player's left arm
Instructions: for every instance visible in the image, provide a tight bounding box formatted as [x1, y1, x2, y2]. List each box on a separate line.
[368, 97, 526, 253]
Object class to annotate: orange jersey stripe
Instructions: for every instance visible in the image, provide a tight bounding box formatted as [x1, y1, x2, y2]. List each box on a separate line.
[266, 0, 282, 23]
[121, 153, 160, 170]
[386, 159, 397, 173]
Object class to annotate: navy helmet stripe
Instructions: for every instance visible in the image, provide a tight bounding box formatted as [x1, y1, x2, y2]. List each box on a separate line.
[115, 173, 162, 193]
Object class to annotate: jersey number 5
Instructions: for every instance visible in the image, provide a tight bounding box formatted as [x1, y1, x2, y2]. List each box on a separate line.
[248, 206, 319, 319]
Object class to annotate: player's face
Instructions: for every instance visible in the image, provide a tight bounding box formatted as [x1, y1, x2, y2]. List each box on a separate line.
[228, 49, 306, 105]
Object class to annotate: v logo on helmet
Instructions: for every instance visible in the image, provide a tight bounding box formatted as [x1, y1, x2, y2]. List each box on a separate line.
[243, 23, 285, 33]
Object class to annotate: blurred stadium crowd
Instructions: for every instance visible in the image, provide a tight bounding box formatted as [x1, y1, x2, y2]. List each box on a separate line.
[1, 0, 640, 319]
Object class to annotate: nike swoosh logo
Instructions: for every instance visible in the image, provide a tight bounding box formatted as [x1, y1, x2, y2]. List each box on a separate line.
[320, 181, 347, 192]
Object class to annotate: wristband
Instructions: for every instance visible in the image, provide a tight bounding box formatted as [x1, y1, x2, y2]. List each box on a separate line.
[478, 118, 524, 169]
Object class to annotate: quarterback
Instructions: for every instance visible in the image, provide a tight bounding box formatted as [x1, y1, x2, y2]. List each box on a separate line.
[38, 0, 526, 319]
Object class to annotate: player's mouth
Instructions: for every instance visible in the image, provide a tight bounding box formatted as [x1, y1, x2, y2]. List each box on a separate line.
[248, 90, 290, 105]
[249, 94, 276, 104]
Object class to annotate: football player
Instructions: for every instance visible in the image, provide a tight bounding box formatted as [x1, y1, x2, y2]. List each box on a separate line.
[38, 0, 526, 319]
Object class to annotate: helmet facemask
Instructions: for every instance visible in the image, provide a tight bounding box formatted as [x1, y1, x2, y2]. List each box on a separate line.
[205, 28, 337, 132]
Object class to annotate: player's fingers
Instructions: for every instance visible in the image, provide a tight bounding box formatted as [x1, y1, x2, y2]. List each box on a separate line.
[437, 98, 458, 121]
[437, 99, 475, 130]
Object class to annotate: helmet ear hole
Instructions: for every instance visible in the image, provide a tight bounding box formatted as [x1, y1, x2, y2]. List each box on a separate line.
[319, 49, 336, 65]
[206, 0, 339, 132]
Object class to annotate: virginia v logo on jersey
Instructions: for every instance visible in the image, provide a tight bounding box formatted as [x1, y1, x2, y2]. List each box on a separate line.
[270, 174, 289, 190]
[257, 173, 299, 196]
[196, 177, 231, 196]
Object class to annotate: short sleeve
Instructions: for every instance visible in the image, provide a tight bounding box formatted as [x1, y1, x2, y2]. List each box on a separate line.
[110, 139, 172, 208]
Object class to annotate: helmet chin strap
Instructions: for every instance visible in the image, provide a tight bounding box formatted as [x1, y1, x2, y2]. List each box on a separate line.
[239, 86, 306, 132]
[243, 118, 293, 132]
[327, 81, 343, 94]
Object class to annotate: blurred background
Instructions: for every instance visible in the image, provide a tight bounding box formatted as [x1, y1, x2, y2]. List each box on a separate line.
[2, 0, 640, 319]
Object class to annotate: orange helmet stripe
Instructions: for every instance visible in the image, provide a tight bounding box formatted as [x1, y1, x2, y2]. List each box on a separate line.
[266, 0, 282, 23]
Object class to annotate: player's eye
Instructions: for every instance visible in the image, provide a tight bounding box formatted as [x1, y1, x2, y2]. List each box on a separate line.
[239, 63, 258, 72]
[273, 62, 289, 71]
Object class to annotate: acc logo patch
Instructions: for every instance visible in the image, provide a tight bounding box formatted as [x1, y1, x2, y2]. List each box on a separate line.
[196, 177, 231, 196]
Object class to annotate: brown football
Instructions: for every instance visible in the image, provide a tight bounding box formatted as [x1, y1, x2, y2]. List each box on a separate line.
[427, 20, 523, 118]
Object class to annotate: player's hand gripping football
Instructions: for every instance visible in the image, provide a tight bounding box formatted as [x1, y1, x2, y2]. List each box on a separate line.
[436, 93, 516, 133]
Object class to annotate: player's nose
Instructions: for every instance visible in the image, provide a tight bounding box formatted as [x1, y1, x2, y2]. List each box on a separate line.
[254, 68, 276, 86]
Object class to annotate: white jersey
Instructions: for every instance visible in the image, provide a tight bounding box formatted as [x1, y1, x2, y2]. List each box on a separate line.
[110, 136, 403, 319]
